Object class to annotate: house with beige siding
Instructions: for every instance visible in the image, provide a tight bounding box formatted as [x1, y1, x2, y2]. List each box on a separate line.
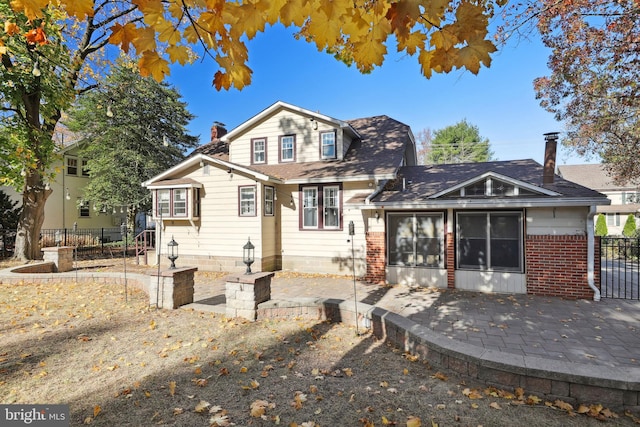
[143, 102, 610, 299]
[558, 164, 640, 236]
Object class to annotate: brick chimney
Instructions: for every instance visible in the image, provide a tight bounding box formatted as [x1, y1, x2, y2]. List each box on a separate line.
[210, 122, 227, 141]
[543, 132, 559, 184]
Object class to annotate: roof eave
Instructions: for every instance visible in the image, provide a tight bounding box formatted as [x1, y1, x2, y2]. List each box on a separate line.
[284, 173, 396, 185]
[361, 197, 611, 210]
[142, 153, 283, 187]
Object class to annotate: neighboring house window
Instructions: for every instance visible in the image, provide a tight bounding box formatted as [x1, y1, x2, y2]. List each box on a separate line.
[79, 200, 90, 217]
[67, 157, 78, 175]
[388, 213, 444, 267]
[300, 184, 342, 230]
[252, 138, 266, 164]
[264, 186, 274, 216]
[155, 188, 199, 218]
[622, 192, 640, 204]
[457, 211, 523, 272]
[81, 160, 90, 177]
[320, 131, 336, 159]
[606, 213, 620, 227]
[279, 135, 295, 162]
[239, 186, 256, 216]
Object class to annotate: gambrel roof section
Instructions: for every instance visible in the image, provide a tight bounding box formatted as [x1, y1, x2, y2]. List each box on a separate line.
[371, 159, 610, 209]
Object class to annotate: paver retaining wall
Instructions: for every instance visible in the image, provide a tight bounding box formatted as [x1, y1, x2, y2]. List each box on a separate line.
[257, 298, 640, 412]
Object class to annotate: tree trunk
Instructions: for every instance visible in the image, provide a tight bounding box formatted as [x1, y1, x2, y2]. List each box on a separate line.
[12, 169, 52, 261]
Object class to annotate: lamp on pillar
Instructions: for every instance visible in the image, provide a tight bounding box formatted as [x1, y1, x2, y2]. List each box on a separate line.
[243, 237, 255, 274]
[167, 236, 179, 269]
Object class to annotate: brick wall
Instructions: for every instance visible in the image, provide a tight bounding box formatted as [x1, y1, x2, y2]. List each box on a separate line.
[446, 232, 455, 289]
[525, 235, 598, 299]
[365, 231, 386, 284]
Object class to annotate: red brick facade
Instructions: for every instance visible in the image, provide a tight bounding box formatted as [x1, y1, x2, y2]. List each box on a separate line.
[525, 235, 598, 299]
[446, 232, 455, 289]
[365, 231, 386, 284]
[367, 227, 599, 299]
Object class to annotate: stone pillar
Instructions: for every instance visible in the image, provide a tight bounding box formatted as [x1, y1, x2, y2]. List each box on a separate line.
[225, 272, 274, 321]
[149, 267, 197, 309]
[41, 246, 74, 272]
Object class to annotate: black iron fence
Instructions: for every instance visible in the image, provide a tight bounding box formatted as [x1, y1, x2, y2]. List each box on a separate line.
[601, 237, 640, 299]
[0, 227, 142, 259]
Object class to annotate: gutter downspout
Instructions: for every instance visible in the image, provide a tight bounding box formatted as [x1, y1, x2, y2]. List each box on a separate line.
[364, 179, 388, 205]
[587, 206, 601, 302]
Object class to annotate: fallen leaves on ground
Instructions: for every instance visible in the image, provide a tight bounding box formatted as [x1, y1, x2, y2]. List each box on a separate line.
[0, 278, 632, 426]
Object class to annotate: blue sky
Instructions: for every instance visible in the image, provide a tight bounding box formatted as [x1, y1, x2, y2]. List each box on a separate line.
[167, 24, 593, 166]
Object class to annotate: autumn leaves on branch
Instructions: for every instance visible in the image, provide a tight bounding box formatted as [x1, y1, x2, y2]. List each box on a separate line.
[3, 0, 505, 90]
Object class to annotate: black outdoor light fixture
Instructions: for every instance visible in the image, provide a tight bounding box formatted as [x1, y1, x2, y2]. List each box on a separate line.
[167, 236, 179, 269]
[243, 237, 255, 274]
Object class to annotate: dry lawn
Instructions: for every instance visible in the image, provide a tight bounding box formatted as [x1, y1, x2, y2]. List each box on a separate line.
[0, 274, 637, 426]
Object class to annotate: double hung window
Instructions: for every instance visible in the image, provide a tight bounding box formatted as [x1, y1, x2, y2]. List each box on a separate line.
[300, 184, 341, 230]
[155, 187, 200, 219]
[280, 135, 295, 162]
[239, 186, 256, 216]
[320, 131, 336, 159]
[264, 186, 274, 216]
[67, 157, 78, 175]
[252, 138, 266, 164]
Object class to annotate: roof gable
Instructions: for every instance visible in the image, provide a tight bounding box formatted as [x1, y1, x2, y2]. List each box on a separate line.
[221, 101, 358, 142]
[372, 159, 609, 208]
[430, 171, 559, 199]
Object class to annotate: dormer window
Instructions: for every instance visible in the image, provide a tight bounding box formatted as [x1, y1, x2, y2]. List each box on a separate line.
[320, 131, 336, 159]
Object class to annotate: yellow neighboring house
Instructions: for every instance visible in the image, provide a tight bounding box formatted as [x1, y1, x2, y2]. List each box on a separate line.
[1, 131, 126, 232]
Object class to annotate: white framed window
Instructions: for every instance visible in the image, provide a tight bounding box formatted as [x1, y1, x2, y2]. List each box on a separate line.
[158, 190, 170, 216]
[239, 186, 256, 216]
[173, 188, 187, 217]
[154, 187, 200, 219]
[388, 213, 444, 267]
[264, 186, 274, 216]
[606, 213, 620, 227]
[321, 131, 336, 159]
[300, 184, 342, 230]
[323, 185, 340, 228]
[457, 211, 523, 272]
[67, 157, 78, 175]
[252, 138, 266, 164]
[280, 135, 295, 162]
[302, 187, 318, 228]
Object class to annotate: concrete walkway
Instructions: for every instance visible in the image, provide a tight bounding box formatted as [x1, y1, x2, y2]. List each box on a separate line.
[187, 273, 640, 370]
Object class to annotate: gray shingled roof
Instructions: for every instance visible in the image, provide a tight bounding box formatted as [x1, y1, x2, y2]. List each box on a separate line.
[373, 159, 608, 204]
[558, 164, 635, 191]
[189, 139, 229, 161]
[194, 115, 412, 181]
